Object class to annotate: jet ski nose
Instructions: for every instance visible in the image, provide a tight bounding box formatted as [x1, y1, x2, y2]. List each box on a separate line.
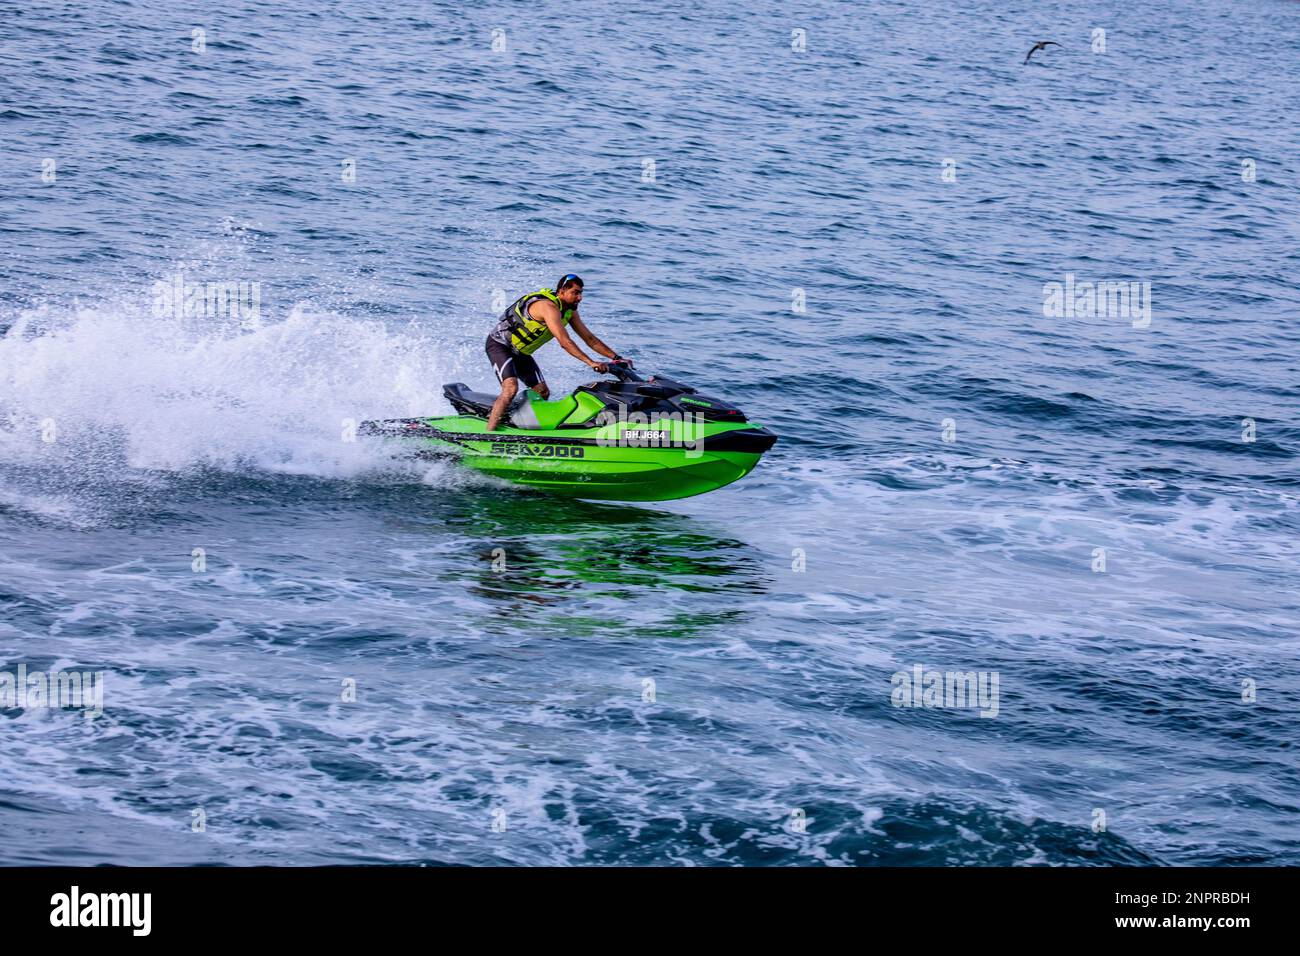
[704, 426, 777, 454]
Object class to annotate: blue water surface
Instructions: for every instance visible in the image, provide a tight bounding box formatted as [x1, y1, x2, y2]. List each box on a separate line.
[0, 0, 1297, 865]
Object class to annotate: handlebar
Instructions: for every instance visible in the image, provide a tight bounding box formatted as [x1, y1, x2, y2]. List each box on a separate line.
[603, 359, 643, 383]
[595, 361, 696, 397]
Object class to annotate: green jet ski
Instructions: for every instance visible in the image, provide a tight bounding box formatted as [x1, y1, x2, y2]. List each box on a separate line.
[359, 361, 777, 501]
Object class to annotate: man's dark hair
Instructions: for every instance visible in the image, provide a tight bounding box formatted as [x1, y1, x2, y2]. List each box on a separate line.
[556, 273, 584, 291]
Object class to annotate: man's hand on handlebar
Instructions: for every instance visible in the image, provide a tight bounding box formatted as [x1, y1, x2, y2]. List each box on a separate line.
[590, 357, 636, 377]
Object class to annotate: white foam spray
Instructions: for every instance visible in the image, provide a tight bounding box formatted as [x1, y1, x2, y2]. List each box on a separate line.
[0, 294, 454, 483]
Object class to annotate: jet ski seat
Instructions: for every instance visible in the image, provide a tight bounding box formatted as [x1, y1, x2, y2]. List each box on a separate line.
[442, 383, 575, 429]
[443, 383, 498, 418]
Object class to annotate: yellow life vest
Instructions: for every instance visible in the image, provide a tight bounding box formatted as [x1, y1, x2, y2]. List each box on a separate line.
[493, 288, 575, 355]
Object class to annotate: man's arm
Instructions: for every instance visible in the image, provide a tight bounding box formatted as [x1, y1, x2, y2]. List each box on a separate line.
[568, 314, 621, 361]
[534, 302, 604, 368]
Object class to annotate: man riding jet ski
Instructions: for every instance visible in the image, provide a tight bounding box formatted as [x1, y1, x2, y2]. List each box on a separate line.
[358, 274, 776, 501]
[484, 273, 628, 431]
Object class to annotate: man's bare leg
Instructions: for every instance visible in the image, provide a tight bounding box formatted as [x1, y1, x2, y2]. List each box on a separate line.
[487, 377, 518, 431]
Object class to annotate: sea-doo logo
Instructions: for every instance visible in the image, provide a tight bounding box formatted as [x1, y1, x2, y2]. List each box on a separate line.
[490, 443, 583, 458]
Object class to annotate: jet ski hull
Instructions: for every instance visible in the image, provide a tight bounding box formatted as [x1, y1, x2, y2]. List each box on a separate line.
[362, 416, 777, 501]
[360, 366, 777, 501]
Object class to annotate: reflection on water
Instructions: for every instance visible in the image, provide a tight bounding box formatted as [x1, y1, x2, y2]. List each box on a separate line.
[424, 488, 773, 640]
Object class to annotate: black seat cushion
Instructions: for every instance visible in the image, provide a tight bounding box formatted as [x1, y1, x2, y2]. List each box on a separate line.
[443, 383, 498, 418]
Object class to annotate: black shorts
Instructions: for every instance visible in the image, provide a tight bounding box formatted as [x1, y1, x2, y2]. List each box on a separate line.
[485, 336, 545, 389]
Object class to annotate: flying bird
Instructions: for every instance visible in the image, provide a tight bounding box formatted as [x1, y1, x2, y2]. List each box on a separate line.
[1024, 40, 1061, 64]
